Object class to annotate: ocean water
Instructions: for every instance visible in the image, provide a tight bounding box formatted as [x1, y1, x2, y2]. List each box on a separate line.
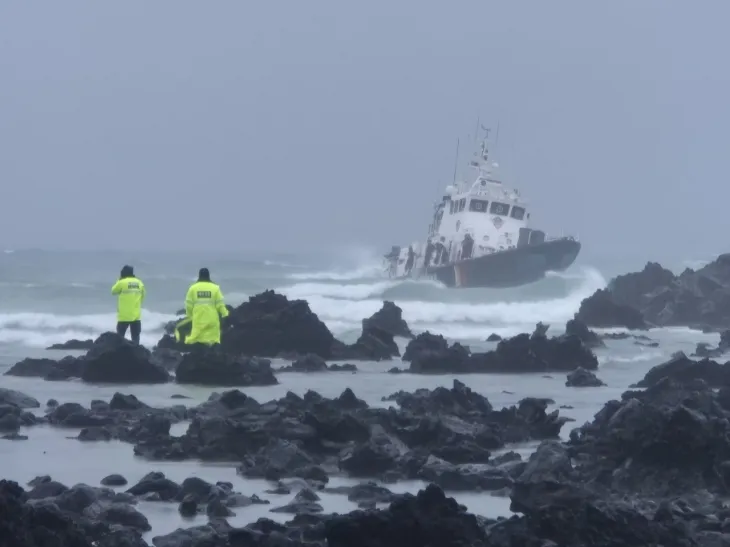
[0, 248, 720, 541]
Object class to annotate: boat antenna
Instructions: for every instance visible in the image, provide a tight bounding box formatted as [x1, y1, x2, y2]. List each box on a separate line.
[452, 138, 459, 184]
[473, 116, 480, 149]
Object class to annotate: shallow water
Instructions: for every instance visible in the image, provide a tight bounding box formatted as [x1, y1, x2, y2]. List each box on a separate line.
[0, 326, 716, 538]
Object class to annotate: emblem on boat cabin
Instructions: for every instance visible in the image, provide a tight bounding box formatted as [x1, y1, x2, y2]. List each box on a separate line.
[492, 217, 503, 229]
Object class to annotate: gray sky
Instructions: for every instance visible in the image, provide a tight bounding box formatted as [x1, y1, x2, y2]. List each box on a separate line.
[1, 1, 728, 265]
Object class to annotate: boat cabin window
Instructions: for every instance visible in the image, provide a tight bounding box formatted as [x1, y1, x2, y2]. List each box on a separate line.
[489, 201, 509, 216]
[459, 198, 466, 212]
[469, 199, 488, 213]
[449, 201, 454, 214]
[510, 206, 526, 220]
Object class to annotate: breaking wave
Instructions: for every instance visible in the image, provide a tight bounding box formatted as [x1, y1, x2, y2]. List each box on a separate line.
[0, 310, 176, 348]
[0, 249, 607, 349]
[276, 265, 607, 341]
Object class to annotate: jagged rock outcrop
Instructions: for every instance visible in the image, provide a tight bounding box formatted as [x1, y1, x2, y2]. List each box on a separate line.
[159, 291, 411, 361]
[577, 253, 730, 331]
[6, 333, 171, 384]
[175, 345, 278, 387]
[400, 324, 598, 374]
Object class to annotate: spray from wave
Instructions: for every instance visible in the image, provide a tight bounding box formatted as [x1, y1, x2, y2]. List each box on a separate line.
[0, 310, 176, 348]
[288, 246, 387, 281]
[277, 265, 607, 341]
[0, 244, 607, 349]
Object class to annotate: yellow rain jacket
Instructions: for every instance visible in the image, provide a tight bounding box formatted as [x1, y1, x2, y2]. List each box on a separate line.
[173, 316, 193, 343]
[184, 281, 229, 345]
[111, 277, 145, 322]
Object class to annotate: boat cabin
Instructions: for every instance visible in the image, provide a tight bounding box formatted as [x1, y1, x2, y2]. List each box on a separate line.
[387, 129, 549, 278]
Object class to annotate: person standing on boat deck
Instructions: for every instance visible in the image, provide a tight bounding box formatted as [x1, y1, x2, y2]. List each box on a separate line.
[462, 233, 474, 260]
[424, 240, 435, 268]
[111, 265, 145, 344]
[181, 268, 229, 345]
[405, 245, 415, 274]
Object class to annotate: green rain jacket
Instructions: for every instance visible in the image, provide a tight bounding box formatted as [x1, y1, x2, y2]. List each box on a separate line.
[184, 280, 229, 345]
[111, 276, 145, 322]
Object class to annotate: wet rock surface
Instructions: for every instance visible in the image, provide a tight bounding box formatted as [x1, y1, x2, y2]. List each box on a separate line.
[159, 291, 411, 361]
[576, 287, 650, 330]
[0, 388, 41, 434]
[6, 333, 171, 384]
[633, 351, 730, 388]
[218, 290, 350, 359]
[11, 279, 730, 545]
[2, 477, 150, 546]
[121, 380, 565, 491]
[565, 317, 605, 349]
[401, 323, 598, 374]
[276, 354, 358, 373]
[80, 334, 171, 384]
[362, 300, 413, 339]
[46, 338, 95, 351]
[7, 348, 730, 544]
[565, 367, 606, 387]
[483, 377, 730, 546]
[578, 253, 730, 330]
[175, 344, 278, 387]
[44, 392, 187, 444]
[693, 329, 730, 359]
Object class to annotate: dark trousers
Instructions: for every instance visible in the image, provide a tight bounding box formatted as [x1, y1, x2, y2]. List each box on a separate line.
[116, 320, 141, 344]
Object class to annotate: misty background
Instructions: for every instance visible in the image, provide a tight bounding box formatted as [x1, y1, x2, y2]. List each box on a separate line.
[1, 1, 727, 272]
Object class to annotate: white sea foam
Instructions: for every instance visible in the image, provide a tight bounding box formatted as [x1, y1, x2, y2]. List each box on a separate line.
[0, 309, 175, 348]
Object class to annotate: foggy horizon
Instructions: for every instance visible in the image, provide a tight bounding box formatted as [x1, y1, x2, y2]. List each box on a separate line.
[2, 1, 728, 269]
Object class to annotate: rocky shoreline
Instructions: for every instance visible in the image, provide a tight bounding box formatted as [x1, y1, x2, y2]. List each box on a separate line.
[3, 353, 730, 546]
[6, 252, 730, 546]
[575, 252, 730, 333]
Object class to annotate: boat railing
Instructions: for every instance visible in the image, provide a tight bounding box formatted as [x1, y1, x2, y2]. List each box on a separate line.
[546, 235, 578, 242]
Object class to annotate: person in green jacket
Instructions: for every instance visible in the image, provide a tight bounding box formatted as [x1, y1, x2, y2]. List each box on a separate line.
[111, 265, 145, 344]
[182, 268, 229, 345]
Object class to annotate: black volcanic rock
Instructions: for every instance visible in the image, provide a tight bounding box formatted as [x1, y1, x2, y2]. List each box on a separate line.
[565, 367, 606, 387]
[5, 356, 85, 381]
[485, 379, 730, 546]
[323, 484, 488, 547]
[46, 339, 94, 351]
[175, 345, 278, 387]
[692, 329, 730, 359]
[0, 479, 96, 547]
[160, 290, 407, 361]
[130, 380, 565, 491]
[46, 392, 186, 445]
[575, 288, 648, 330]
[362, 301, 413, 339]
[577, 253, 730, 330]
[565, 318, 605, 349]
[633, 351, 730, 388]
[401, 326, 598, 374]
[219, 290, 339, 358]
[6, 333, 171, 384]
[81, 333, 171, 384]
[340, 322, 400, 361]
[0, 478, 151, 547]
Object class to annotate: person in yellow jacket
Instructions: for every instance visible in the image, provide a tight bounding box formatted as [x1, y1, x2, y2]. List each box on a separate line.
[181, 268, 229, 345]
[111, 265, 145, 344]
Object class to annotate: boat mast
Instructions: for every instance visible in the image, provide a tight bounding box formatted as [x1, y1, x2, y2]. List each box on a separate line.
[451, 138, 459, 185]
[473, 117, 480, 150]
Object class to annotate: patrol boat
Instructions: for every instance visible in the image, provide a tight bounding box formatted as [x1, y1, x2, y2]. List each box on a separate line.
[384, 129, 581, 288]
